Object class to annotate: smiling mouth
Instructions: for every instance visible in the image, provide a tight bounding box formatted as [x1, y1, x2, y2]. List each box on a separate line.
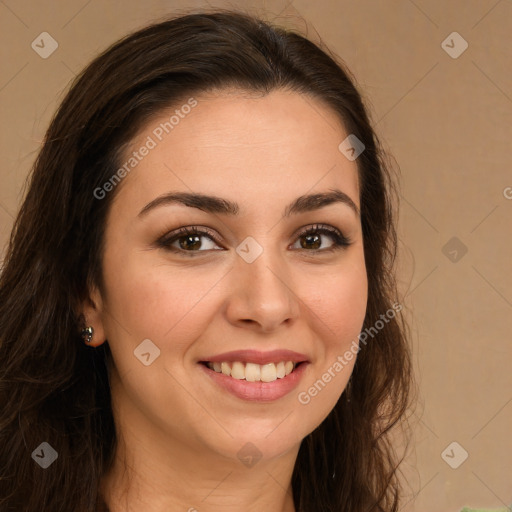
[200, 361, 304, 382]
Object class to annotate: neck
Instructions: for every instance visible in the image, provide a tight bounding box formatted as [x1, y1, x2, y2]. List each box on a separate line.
[99, 438, 297, 512]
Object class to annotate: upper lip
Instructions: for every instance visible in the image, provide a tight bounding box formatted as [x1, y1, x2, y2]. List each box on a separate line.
[200, 349, 309, 365]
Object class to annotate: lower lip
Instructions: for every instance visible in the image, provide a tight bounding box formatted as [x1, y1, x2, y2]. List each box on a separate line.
[199, 362, 309, 402]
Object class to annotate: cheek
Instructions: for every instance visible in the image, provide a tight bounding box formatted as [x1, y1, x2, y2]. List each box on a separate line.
[294, 261, 366, 415]
[300, 259, 368, 349]
[101, 252, 226, 345]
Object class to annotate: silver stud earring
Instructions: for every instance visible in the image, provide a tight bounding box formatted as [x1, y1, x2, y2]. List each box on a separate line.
[81, 326, 94, 344]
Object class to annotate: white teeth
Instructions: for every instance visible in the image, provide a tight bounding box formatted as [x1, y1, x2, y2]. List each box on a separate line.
[221, 362, 231, 376]
[245, 363, 261, 382]
[260, 363, 277, 382]
[231, 361, 245, 380]
[205, 361, 298, 381]
[276, 361, 285, 379]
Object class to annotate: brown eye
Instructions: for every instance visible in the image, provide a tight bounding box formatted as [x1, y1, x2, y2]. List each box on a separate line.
[178, 234, 203, 251]
[300, 233, 322, 250]
[291, 224, 351, 252]
[157, 226, 224, 253]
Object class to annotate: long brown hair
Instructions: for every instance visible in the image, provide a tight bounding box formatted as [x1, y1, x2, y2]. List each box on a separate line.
[0, 9, 412, 511]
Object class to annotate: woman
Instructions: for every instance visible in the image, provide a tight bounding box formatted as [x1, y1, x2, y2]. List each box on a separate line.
[0, 9, 412, 512]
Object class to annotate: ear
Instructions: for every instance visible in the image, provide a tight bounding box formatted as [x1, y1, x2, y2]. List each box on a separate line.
[80, 285, 107, 347]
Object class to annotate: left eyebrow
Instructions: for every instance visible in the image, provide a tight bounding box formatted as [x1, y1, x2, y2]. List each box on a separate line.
[138, 188, 360, 219]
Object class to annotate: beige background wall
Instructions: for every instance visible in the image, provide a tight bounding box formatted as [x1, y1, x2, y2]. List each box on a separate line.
[1, 1, 511, 510]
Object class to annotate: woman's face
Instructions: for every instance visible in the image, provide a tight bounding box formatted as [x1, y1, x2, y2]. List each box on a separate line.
[88, 89, 368, 464]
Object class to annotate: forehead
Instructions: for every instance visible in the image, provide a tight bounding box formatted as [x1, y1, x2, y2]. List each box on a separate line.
[114, 89, 360, 214]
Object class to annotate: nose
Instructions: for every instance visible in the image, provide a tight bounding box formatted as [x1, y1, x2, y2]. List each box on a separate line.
[224, 250, 300, 333]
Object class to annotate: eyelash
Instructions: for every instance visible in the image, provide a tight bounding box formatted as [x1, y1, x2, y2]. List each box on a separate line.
[156, 224, 352, 256]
